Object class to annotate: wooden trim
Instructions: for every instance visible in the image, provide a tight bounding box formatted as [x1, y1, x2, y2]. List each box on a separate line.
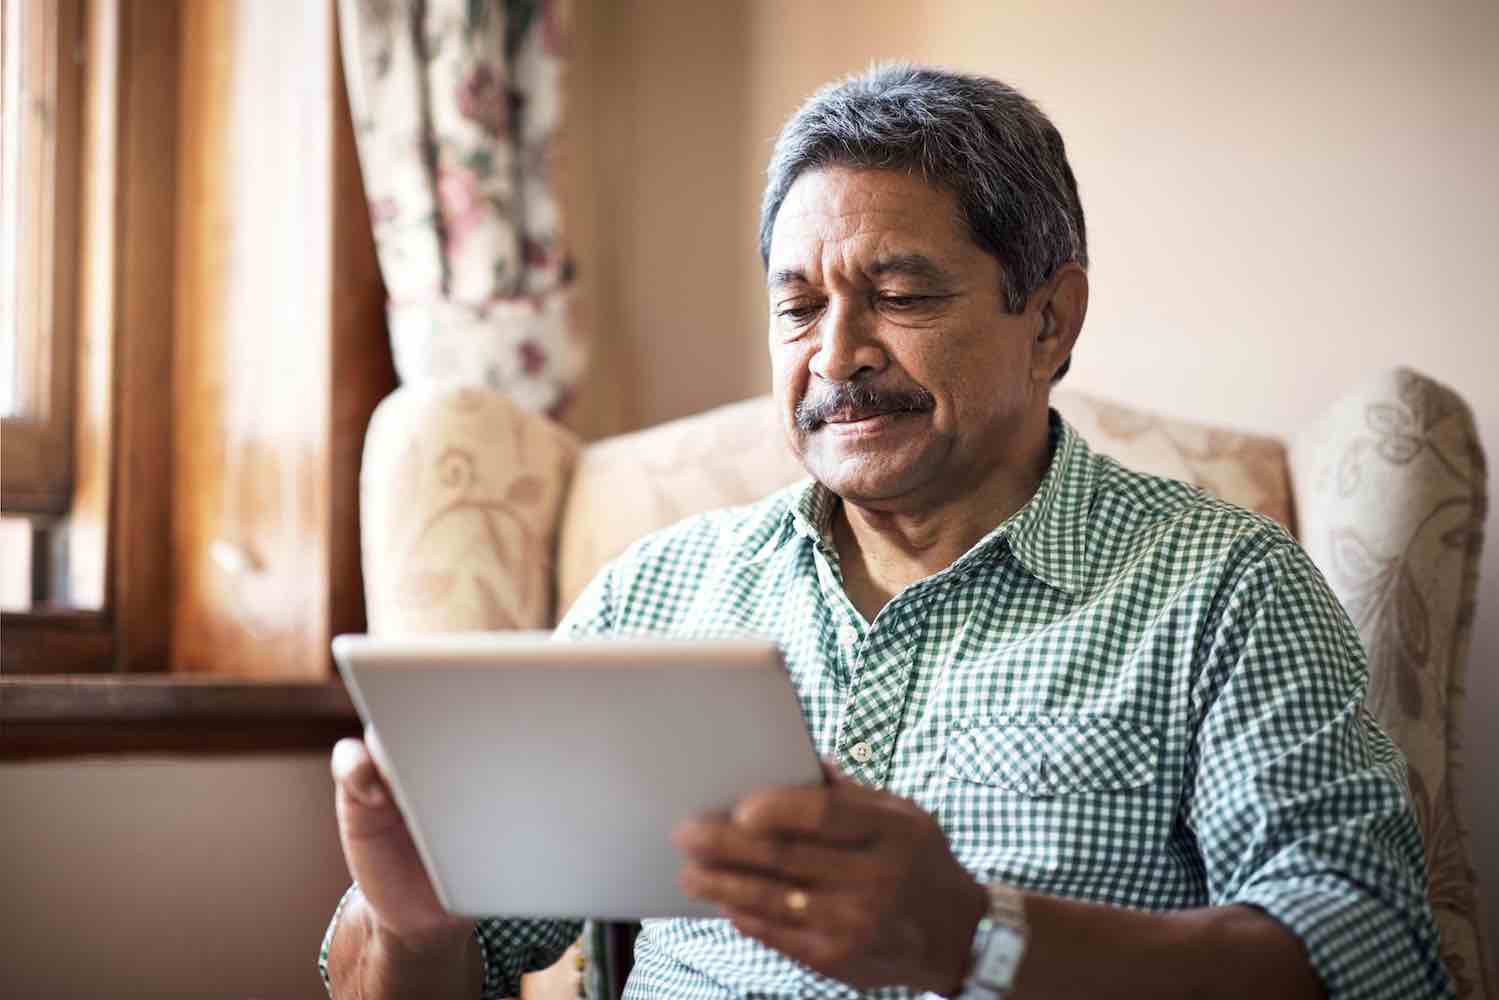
[170, 0, 391, 680]
[2, 0, 173, 670]
[0, 608, 113, 673]
[0, 676, 360, 758]
[0, 720, 361, 758]
[172, 0, 320, 678]
[1, 675, 356, 721]
[108, 0, 176, 671]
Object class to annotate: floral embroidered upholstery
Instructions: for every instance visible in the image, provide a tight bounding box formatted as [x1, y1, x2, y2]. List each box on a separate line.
[359, 369, 1494, 997]
[360, 383, 578, 635]
[1289, 368, 1492, 999]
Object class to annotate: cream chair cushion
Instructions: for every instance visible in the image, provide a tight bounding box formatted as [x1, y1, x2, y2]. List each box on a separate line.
[556, 397, 804, 614]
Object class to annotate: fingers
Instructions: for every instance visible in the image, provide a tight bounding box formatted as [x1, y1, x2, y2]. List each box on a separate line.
[674, 819, 877, 887]
[680, 862, 799, 921]
[731, 784, 882, 844]
[820, 758, 855, 785]
[677, 864, 870, 977]
[679, 863, 860, 929]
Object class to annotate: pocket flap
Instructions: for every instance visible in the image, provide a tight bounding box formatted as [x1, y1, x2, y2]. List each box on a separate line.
[947, 716, 1160, 797]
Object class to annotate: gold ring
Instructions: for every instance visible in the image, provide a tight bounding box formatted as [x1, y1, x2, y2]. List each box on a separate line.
[785, 889, 809, 915]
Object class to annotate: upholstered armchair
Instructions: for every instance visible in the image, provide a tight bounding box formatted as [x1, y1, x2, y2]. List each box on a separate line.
[358, 367, 1494, 999]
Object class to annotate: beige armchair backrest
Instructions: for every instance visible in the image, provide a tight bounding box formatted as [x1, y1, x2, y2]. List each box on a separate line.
[359, 368, 1492, 997]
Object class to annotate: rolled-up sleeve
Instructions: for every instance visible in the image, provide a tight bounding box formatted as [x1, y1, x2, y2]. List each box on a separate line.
[1185, 539, 1453, 999]
[317, 885, 582, 999]
[472, 916, 586, 999]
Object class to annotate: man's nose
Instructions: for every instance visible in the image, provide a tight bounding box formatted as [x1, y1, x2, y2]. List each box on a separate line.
[808, 300, 886, 383]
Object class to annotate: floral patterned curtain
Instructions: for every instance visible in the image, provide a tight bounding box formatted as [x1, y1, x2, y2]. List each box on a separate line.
[338, 0, 584, 415]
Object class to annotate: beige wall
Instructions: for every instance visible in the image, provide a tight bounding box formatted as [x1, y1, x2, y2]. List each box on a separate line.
[576, 0, 1499, 949]
[565, 0, 763, 437]
[0, 755, 348, 998]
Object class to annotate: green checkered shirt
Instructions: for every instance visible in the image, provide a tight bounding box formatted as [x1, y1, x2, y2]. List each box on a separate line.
[321, 412, 1452, 999]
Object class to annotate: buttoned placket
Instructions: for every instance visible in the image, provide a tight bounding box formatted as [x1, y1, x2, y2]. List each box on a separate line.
[831, 588, 933, 787]
[835, 618, 875, 768]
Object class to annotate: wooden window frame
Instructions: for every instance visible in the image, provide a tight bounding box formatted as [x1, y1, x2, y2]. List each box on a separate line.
[1, 0, 82, 514]
[3, 0, 181, 678]
[1, 0, 372, 759]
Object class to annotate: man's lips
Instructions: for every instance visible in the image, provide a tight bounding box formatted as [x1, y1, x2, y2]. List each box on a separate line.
[820, 408, 921, 427]
[824, 410, 894, 424]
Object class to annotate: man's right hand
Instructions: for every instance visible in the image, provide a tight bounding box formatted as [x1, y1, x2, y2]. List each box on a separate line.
[330, 729, 475, 953]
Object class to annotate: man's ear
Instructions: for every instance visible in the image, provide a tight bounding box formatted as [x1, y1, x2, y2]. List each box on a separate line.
[1030, 263, 1088, 384]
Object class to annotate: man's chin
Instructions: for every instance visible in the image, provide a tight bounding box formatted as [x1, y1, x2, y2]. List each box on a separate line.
[801, 454, 927, 508]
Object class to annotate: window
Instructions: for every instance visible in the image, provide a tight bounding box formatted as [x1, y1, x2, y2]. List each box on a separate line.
[1, 0, 82, 611]
[2, 0, 383, 755]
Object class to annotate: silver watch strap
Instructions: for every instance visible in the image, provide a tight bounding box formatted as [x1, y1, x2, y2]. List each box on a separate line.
[956, 883, 1028, 1000]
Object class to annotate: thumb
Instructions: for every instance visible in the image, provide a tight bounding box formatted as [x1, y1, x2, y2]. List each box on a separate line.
[820, 756, 856, 786]
[331, 736, 389, 808]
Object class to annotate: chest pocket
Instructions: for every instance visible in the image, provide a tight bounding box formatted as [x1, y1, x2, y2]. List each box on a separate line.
[947, 716, 1160, 797]
[941, 716, 1165, 882]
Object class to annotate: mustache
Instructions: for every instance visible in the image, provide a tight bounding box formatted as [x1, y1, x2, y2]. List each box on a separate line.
[794, 380, 936, 432]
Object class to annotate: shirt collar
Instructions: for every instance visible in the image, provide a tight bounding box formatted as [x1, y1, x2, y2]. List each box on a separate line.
[998, 411, 1095, 596]
[781, 409, 1096, 596]
[789, 475, 838, 549]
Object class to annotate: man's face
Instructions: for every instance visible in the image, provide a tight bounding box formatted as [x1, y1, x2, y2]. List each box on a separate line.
[767, 166, 1053, 510]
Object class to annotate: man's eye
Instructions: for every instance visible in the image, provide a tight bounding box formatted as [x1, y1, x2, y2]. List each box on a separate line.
[778, 304, 821, 323]
[879, 294, 927, 310]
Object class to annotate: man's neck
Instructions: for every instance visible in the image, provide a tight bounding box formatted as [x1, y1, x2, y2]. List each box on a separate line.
[830, 414, 1054, 625]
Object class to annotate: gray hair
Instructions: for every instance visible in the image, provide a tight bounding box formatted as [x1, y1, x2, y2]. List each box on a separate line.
[759, 64, 1087, 380]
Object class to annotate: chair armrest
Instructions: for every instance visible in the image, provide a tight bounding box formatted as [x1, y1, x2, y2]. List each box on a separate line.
[360, 384, 580, 634]
[1288, 366, 1494, 997]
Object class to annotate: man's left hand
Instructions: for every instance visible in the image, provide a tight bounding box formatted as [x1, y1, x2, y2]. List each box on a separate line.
[673, 762, 988, 995]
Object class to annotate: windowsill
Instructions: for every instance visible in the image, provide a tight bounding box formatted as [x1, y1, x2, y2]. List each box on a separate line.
[0, 675, 360, 758]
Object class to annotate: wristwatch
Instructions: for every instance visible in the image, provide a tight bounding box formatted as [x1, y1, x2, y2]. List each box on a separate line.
[955, 882, 1028, 999]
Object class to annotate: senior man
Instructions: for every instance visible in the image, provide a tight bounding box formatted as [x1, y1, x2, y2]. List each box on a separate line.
[321, 66, 1453, 999]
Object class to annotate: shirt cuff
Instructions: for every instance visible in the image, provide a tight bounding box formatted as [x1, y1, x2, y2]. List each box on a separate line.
[318, 883, 361, 997]
[319, 883, 510, 999]
[1233, 878, 1454, 1000]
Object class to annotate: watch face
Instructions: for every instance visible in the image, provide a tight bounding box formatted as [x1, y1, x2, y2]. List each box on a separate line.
[975, 925, 1025, 988]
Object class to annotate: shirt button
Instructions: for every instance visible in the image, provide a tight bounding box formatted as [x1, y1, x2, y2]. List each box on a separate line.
[837, 624, 859, 648]
[849, 741, 873, 764]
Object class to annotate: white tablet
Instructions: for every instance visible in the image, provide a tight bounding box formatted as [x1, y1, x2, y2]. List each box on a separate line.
[331, 632, 824, 920]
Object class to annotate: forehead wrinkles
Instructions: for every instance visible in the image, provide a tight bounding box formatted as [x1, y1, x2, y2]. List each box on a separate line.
[772, 204, 934, 289]
[770, 168, 974, 290]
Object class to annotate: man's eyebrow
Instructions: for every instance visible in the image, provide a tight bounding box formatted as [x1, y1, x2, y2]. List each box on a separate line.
[768, 268, 808, 291]
[867, 253, 954, 284]
[769, 254, 954, 290]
